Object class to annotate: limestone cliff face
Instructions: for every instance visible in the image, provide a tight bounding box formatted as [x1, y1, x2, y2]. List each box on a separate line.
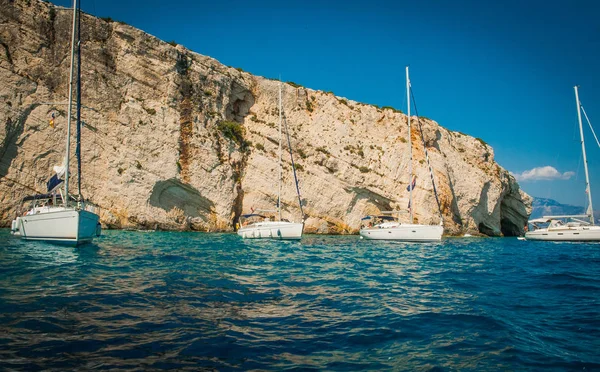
[0, 0, 532, 235]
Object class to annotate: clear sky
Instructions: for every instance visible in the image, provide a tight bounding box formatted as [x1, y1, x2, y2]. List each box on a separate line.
[52, 0, 600, 207]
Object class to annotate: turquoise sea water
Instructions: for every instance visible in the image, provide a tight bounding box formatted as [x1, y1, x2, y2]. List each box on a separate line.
[0, 229, 598, 371]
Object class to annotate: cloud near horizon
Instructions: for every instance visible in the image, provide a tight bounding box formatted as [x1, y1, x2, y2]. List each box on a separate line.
[512, 166, 575, 182]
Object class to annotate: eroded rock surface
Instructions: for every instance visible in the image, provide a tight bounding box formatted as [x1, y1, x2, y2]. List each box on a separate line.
[0, 0, 531, 235]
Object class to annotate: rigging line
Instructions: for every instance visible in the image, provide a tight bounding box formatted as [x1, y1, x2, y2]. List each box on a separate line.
[95, 114, 413, 191]
[244, 160, 408, 207]
[2, 102, 113, 132]
[7, 112, 425, 211]
[0, 108, 171, 173]
[239, 186, 302, 212]
[0, 105, 107, 162]
[0, 169, 212, 217]
[2, 151, 177, 216]
[580, 105, 600, 149]
[0, 170, 102, 210]
[0, 159, 53, 182]
[71, 135, 234, 211]
[1, 104, 72, 120]
[254, 130, 407, 185]
[409, 86, 444, 221]
[76, 0, 83, 201]
[2, 108, 152, 161]
[0, 176, 44, 195]
[282, 112, 305, 219]
[0, 105, 99, 139]
[6, 118, 415, 205]
[0, 128, 107, 176]
[5, 139, 407, 219]
[2, 172, 170, 222]
[1, 164, 213, 215]
[244, 145, 429, 200]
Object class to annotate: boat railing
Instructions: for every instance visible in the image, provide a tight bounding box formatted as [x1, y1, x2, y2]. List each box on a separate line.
[360, 214, 401, 228]
[542, 214, 590, 220]
[238, 213, 272, 228]
[379, 210, 409, 215]
[568, 218, 591, 226]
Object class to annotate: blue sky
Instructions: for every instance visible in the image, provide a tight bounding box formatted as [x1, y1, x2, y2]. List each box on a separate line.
[52, 0, 600, 206]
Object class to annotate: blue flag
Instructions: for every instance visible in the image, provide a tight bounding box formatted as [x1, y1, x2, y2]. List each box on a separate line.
[406, 175, 416, 191]
[47, 174, 63, 192]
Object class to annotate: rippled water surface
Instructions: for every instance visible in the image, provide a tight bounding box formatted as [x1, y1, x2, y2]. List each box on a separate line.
[0, 229, 599, 370]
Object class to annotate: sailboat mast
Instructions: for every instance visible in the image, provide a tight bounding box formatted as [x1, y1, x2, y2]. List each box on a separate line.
[278, 81, 283, 222]
[406, 66, 413, 223]
[575, 85, 594, 225]
[64, 0, 78, 206]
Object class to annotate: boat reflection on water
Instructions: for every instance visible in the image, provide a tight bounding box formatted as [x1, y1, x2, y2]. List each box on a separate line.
[18, 241, 82, 266]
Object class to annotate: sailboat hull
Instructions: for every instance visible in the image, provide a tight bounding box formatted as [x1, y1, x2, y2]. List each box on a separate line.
[360, 223, 443, 242]
[237, 221, 303, 240]
[525, 226, 600, 241]
[11, 208, 100, 245]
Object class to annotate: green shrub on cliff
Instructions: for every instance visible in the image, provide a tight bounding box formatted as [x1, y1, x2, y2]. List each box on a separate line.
[218, 121, 250, 151]
[306, 99, 314, 112]
[175, 52, 189, 75]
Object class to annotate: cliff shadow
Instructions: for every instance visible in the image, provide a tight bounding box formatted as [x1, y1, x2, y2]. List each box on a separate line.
[499, 188, 529, 237]
[445, 172, 463, 227]
[475, 182, 501, 236]
[149, 178, 214, 220]
[345, 187, 394, 214]
[0, 104, 39, 180]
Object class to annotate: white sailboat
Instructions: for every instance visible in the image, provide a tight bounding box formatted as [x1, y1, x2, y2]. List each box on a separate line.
[237, 82, 304, 240]
[10, 0, 101, 245]
[360, 66, 443, 242]
[525, 85, 600, 241]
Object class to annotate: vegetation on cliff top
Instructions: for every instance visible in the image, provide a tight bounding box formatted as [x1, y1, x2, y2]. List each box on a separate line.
[382, 106, 403, 114]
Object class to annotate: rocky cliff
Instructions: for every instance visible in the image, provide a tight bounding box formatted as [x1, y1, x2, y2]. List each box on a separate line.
[0, 0, 532, 235]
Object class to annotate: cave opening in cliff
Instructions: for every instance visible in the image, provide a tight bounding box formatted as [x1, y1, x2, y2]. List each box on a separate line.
[500, 217, 521, 237]
[477, 222, 496, 237]
[149, 178, 213, 219]
[226, 82, 254, 123]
